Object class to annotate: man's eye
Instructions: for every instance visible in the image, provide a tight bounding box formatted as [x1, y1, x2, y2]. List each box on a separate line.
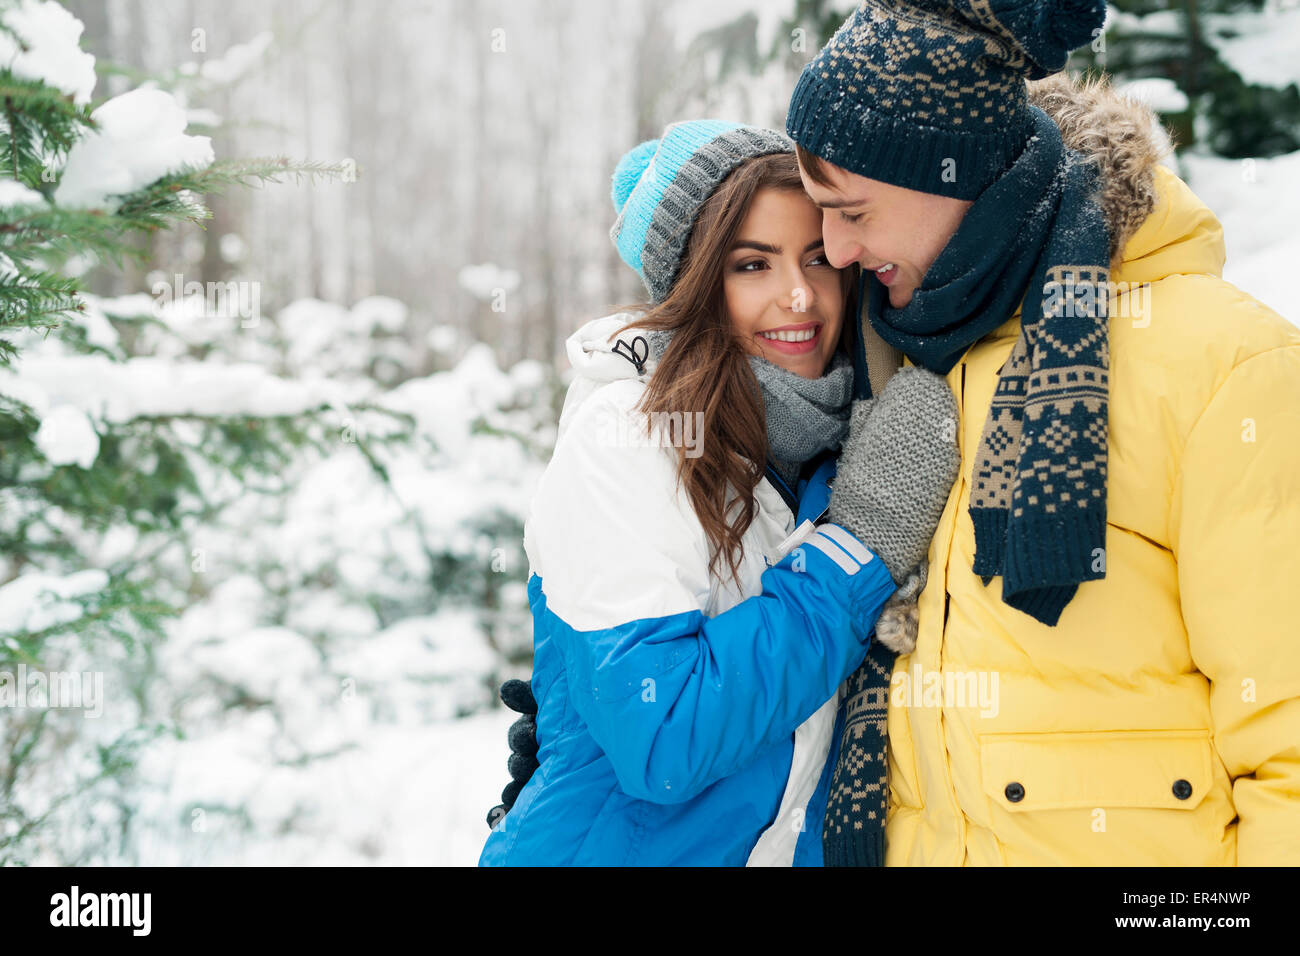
[839, 211, 863, 224]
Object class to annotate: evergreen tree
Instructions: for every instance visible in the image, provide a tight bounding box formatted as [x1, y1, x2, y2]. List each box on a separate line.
[0, 0, 359, 863]
[1075, 0, 1300, 157]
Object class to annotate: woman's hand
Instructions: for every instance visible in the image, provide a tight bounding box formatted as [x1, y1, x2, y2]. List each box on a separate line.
[486, 679, 539, 829]
[828, 366, 960, 584]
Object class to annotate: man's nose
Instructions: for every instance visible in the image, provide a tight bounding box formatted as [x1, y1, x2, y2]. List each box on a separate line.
[822, 212, 863, 270]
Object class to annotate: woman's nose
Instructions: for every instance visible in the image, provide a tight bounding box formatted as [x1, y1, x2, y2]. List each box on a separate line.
[778, 264, 817, 314]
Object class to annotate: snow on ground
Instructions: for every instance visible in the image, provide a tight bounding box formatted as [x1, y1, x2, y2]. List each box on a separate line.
[129, 698, 516, 866]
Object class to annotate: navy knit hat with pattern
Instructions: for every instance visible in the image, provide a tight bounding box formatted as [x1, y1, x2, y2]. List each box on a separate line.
[610, 120, 793, 304]
[786, 0, 1107, 199]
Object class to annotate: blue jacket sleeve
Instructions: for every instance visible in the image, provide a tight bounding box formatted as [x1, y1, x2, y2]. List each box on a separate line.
[548, 522, 894, 804]
[528, 382, 894, 805]
[548, 520, 894, 806]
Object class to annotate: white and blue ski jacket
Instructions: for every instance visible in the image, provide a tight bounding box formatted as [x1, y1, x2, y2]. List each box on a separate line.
[479, 313, 895, 866]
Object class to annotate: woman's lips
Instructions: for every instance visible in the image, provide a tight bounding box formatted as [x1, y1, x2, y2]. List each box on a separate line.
[756, 321, 821, 355]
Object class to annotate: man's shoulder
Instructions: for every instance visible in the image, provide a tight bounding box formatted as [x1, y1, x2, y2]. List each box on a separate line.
[1107, 275, 1300, 454]
[1111, 272, 1299, 377]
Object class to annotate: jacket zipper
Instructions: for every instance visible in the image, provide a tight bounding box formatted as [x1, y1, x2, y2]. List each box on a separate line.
[764, 459, 799, 515]
[765, 457, 835, 527]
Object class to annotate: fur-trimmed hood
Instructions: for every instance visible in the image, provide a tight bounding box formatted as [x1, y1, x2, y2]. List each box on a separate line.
[1028, 73, 1169, 262]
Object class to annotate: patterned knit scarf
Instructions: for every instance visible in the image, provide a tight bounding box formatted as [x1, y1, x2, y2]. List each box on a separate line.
[822, 638, 894, 866]
[866, 106, 1111, 627]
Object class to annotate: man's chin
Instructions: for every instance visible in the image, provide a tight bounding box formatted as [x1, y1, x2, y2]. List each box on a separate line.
[888, 285, 916, 309]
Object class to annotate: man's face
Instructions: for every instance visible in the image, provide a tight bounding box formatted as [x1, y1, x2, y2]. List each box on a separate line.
[796, 156, 973, 309]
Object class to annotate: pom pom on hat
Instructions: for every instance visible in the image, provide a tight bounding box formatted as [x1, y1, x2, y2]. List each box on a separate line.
[988, 0, 1108, 79]
[610, 138, 659, 216]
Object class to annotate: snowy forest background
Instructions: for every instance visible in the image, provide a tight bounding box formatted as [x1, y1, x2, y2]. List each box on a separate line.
[1, 0, 1297, 865]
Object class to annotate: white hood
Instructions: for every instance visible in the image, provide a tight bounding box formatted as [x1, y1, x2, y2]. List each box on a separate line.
[558, 313, 659, 439]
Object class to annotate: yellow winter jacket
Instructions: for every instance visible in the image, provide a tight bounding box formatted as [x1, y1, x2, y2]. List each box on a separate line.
[884, 79, 1300, 866]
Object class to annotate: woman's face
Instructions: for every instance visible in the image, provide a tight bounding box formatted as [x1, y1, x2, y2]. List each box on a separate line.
[723, 186, 847, 380]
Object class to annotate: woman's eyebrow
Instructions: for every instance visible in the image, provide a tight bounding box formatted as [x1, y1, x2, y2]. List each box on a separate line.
[731, 239, 825, 254]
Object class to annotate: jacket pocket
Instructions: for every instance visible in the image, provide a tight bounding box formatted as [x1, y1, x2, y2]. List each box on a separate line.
[979, 729, 1214, 812]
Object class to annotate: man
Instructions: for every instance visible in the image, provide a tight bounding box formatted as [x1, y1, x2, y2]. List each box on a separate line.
[789, 0, 1300, 864]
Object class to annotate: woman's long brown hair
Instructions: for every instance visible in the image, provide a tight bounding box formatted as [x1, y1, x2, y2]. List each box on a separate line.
[612, 151, 860, 593]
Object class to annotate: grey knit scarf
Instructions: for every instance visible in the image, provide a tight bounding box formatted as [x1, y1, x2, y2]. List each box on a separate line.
[644, 329, 854, 487]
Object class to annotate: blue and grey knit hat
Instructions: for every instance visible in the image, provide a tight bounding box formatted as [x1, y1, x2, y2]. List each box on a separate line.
[610, 120, 793, 304]
[786, 0, 1106, 199]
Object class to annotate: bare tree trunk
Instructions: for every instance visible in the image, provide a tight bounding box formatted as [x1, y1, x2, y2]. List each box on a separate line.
[300, 3, 321, 300]
[467, 1, 493, 352]
[342, 0, 375, 305]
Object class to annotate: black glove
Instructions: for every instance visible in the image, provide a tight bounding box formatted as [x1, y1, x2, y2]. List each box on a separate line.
[486, 678, 540, 829]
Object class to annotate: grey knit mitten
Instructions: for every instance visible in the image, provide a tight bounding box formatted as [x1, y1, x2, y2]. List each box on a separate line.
[828, 365, 960, 586]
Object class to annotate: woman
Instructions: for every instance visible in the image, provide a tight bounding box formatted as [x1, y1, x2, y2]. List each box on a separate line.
[479, 121, 959, 866]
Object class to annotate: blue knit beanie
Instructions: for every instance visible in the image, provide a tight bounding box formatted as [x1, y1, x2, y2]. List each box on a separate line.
[786, 0, 1106, 199]
[609, 120, 793, 304]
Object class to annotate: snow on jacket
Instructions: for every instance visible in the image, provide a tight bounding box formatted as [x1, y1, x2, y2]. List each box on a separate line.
[885, 75, 1300, 866]
[478, 313, 896, 866]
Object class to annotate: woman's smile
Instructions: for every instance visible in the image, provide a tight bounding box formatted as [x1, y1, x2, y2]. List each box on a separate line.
[755, 320, 822, 355]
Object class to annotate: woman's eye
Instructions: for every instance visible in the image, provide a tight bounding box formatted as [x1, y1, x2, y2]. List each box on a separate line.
[736, 259, 766, 272]
[808, 254, 832, 267]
